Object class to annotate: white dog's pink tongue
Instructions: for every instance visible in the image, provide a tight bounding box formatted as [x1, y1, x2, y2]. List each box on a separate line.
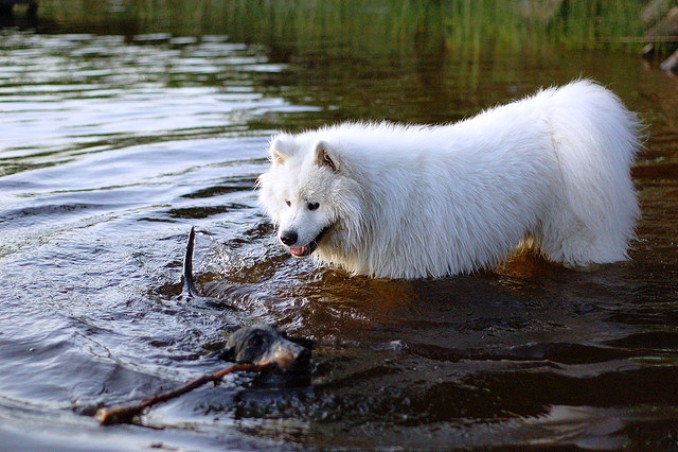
[289, 246, 305, 257]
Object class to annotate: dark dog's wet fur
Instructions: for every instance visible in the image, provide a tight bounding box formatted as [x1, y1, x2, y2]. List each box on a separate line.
[181, 227, 312, 384]
[221, 324, 312, 385]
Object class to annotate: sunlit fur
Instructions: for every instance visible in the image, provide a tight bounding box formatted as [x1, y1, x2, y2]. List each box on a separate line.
[258, 80, 641, 279]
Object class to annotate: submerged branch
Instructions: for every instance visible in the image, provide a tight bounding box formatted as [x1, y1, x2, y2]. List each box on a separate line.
[96, 363, 271, 426]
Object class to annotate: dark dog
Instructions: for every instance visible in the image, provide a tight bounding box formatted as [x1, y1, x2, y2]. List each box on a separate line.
[181, 228, 312, 382]
[221, 324, 312, 375]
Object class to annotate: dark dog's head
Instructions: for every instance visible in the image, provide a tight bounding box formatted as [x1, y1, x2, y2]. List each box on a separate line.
[221, 325, 312, 380]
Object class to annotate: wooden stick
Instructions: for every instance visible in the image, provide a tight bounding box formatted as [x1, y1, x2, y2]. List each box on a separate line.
[181, 226, 197, 298]
[96, 363, 271, 426]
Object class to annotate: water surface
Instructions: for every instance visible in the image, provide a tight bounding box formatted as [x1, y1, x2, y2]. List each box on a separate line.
[0, 1, 676, 449]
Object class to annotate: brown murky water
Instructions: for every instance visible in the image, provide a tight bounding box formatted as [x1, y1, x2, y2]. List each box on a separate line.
[0, 1, 676, 449]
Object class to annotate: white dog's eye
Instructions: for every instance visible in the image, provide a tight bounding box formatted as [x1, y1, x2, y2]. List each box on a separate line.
[307, 202, 320, 211]
[285, 200, 291, 207]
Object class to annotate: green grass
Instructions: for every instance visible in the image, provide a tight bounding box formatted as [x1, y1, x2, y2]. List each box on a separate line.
[39, 0, 650, 55]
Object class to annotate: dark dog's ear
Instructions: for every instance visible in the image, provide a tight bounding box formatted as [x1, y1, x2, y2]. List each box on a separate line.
[218, 346, 236, 361]
[217, 326, 240, 361]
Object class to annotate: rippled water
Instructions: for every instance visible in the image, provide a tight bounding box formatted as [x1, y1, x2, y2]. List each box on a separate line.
[1, 3, 677, 450]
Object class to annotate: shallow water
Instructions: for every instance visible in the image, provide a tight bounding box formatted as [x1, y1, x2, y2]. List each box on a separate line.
[1, 2, 677, 450]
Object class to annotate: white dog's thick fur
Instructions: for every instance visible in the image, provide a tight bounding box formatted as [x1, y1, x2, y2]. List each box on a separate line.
[258, 80, 641, 279]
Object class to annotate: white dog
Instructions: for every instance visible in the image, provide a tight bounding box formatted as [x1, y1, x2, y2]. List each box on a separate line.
[258, 80, 641, 279]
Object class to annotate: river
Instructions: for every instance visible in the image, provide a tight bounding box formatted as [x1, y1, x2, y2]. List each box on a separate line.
[0, 1, 676, 449]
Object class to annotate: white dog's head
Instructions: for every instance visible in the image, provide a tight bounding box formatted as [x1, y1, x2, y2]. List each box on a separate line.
[258, 134, 360, 260]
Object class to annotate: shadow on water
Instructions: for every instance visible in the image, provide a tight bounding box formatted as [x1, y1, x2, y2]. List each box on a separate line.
[0, 0, 676, 449]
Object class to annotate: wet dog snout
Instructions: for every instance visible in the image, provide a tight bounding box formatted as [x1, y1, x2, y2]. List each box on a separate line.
[280, 230, 298, 246]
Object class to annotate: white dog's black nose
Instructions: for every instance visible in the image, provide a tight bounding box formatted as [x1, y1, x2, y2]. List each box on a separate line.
[280, 230, 298, 246]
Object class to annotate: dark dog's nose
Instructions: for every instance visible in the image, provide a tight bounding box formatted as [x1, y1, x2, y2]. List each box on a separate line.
[280, 230, 298, 246]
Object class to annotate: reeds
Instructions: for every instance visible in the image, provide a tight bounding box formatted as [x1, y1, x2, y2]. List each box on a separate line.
[39, 0, 649, 54]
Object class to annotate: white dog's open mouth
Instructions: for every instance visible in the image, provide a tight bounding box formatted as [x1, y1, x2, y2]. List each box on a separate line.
[287, 226, 331, 258]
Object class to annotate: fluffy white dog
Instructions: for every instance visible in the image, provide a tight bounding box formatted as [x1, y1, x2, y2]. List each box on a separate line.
[258, 80, 641, 279]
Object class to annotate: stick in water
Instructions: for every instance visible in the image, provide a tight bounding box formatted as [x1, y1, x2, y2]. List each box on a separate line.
[96, 362, 271, 426]
[181, 226, 197, 298]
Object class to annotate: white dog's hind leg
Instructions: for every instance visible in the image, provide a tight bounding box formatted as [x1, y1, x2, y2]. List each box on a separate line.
[534, 80, 641, 267]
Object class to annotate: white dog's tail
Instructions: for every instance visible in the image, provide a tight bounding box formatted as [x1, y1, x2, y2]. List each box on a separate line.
[537, 80, 642, 266]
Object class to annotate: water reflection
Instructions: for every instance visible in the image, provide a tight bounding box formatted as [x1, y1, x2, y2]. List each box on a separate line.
[0, 1, 676, 450]
[0, 33, 308, 174]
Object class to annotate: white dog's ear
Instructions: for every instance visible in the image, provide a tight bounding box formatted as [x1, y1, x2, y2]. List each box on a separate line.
[269, 136, 294, 165]
[314, 141, 340, 172]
